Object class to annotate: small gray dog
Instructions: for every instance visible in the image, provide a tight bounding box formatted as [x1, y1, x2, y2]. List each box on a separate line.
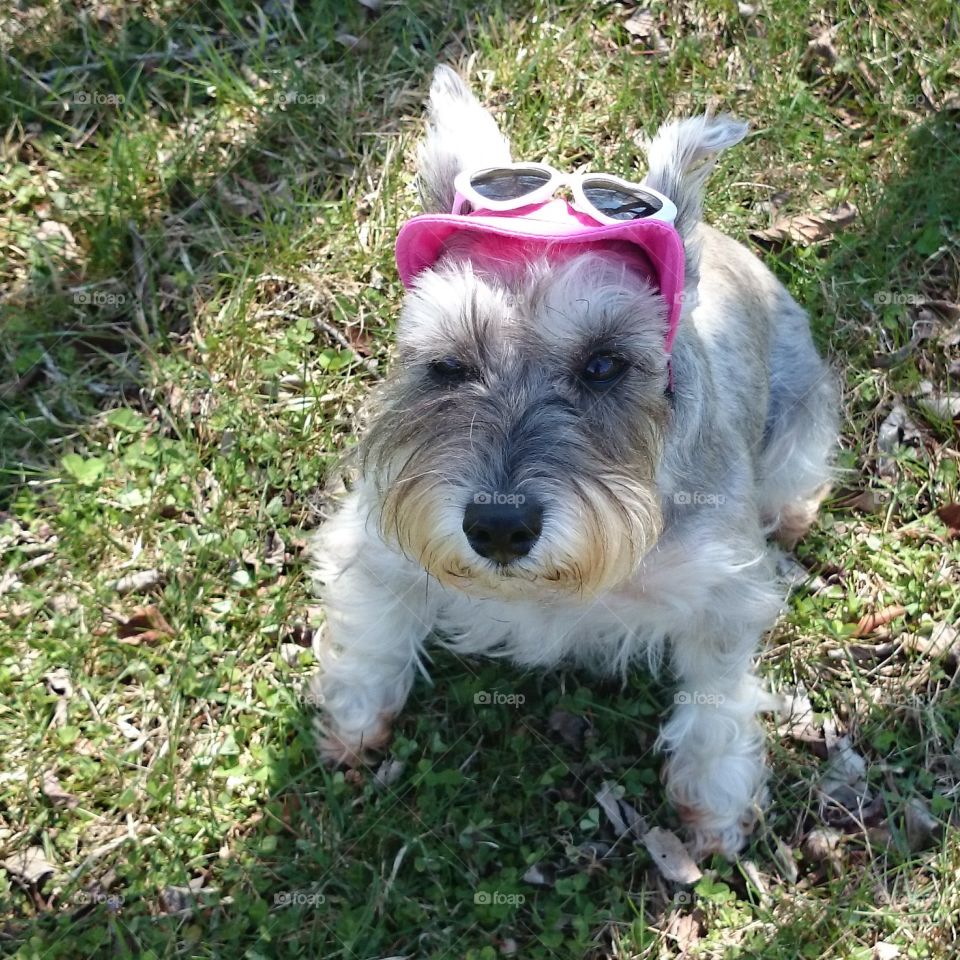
[309, 66, 838, 857]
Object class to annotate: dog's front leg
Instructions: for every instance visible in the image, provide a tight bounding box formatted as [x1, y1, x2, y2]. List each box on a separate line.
[308, 495, 430, 766]
[658, 619, 774, 858]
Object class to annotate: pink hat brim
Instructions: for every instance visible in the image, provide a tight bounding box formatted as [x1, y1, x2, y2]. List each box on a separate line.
[395, 201, 686, 352]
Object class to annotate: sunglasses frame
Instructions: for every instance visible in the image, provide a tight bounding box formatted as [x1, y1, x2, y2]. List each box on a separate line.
[452, 162, 678, 226]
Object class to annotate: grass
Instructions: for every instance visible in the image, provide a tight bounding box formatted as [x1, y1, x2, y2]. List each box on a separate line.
[1, 0, 959, 956]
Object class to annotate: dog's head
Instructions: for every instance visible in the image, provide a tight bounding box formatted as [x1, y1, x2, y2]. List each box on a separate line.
[360, 67, 746, 600]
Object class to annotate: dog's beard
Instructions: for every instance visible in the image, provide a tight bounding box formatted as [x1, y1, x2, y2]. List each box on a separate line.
[374, 449, 664, 600]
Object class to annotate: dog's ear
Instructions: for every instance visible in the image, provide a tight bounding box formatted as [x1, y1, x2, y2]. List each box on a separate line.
[641, 115, 748, 240]
[417, 65, 512, 213]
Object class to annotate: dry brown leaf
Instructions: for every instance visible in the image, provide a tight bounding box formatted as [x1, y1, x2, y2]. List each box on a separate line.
[905, 797, 940, 851]
[873, 943, 901, 960]
[818, 736, 883, 826]
[665, 908, 702, 953]
[42, 770, 79, 809]
[116, 604, 175, 645]
[805, 26, 838, 67]
[114, 568, 162, 596]
[642, 827, 702, 884]
[595, 780, 648, 840]
[264, 530, 286, 568]
[2, 846, 57, 886]
[751, 202, 857, 249]
[903, 622, 960, 661]
[936, 503, 960, 534]
[624, 9, 655, 39]
[802, 826, 842, 870]
[852, 604, 906, 638]
[917, 381, 960, 421]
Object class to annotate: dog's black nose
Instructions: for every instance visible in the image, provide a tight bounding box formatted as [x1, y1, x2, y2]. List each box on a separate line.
[463, 497, 543, 565]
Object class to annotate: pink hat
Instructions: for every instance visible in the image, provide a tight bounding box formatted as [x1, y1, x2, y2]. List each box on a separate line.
[395, 198, 686, 353]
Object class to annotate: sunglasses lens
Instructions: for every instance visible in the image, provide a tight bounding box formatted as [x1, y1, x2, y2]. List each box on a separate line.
[470, 166, 552, 202]
[582, 178, 663, 220]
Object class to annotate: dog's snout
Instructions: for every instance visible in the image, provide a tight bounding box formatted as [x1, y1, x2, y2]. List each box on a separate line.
[463, 498, 543, 565]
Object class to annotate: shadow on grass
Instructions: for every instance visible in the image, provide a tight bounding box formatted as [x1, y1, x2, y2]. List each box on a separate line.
[0, 0, 535, 507]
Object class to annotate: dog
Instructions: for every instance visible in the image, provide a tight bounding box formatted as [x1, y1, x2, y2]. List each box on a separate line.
[307, 65, 838, 857]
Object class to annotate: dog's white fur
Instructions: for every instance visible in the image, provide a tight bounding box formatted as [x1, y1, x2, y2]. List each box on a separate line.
[307, 67, 838, 858]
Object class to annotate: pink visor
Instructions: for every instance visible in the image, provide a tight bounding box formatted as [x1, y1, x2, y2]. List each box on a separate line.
[395, 198, 686, 353]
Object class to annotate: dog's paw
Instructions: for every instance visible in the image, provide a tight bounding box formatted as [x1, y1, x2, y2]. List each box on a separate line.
[680, 811, 750, 860]
[312, 714, 393, 768]
[676, 790, 766, 860]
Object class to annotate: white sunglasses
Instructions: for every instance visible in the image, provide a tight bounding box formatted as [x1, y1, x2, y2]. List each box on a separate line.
[452, 162, 678, 225]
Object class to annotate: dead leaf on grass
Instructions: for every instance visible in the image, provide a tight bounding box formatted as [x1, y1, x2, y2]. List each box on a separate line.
[903, 622, 960, 663]
[373, 758, 405, 788]
[595, 780, 648, 840]
[642, 827, 702, 884]
[873, 943, 901, 960]
[937, 503, 960, 536]
[916, 380, 960, 422]
[665, 908, 702, 952]
[114, 568, 162, 596]
[116, 604, 175, 644]
[776, 687, 824, 749]
[937, 503, 960, 535]
[750, 202, 857, 249]
[45, 668, 73, 728]
[522, 862, 555, 887]
[42, 770, 79, 809]
[802, 826, 843, 871]
[904, 796, 940, 851]
[818, 737, 882, 825]
[624, 8, 655, 39]
[876, 402, 923, 480]
[804, 26, 838, 68]
[2, 846, 57, 886]
[264, 530, 286, 568]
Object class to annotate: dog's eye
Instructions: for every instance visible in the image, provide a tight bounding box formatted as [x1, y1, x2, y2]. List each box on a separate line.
[429, 357, 469, 384]
[581, 352, 628, 386]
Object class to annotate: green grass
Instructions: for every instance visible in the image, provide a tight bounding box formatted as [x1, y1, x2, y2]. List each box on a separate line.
[1, 0, 959, 957]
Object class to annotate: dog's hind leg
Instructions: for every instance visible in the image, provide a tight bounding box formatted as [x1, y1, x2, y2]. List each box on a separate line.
[758, 299, 839, 548]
